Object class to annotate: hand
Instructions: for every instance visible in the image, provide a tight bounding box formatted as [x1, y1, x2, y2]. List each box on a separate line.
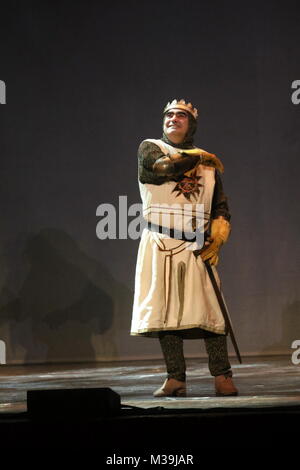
[193, 217, 231, 266]
[199, 236, 222, 266]
[200, 152, 224, 174]
[179, 149, 224, 173]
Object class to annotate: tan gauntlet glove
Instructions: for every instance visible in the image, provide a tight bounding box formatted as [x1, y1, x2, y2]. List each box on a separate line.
[200, 217, 231, 266]
[179, 148, 224, 174]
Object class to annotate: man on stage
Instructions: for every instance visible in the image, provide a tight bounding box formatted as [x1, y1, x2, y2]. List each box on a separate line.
[130, 99, 238, 397]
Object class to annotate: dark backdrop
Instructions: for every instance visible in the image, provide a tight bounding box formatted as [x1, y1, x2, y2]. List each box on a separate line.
[0, 0, 299, 364]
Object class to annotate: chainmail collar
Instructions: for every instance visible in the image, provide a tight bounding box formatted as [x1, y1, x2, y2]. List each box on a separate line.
[161, 134, 195, 149]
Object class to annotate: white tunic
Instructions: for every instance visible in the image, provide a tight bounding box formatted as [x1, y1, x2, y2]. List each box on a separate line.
[130, 139, 226, 338]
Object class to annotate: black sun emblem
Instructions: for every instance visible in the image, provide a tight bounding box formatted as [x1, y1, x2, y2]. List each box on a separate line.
[172, 170, 203, 201]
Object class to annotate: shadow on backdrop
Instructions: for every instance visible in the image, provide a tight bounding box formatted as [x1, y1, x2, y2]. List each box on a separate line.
[0, 228, 133, 363]
[260, 300, 300, 356]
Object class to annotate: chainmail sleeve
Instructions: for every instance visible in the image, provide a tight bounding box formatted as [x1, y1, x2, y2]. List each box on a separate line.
[138, 140, 172, 185]
[138, 140, 199, 184]
[211, 171, 231, 222]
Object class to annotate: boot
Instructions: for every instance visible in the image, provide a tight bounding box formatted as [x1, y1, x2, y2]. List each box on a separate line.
[153, 378, 187, 397]
[215, 375, 238, 396]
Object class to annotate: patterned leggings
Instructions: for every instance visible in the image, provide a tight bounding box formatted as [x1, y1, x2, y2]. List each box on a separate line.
[158, 330, 232, 381]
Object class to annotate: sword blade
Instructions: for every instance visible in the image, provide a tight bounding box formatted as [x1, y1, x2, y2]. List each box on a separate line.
[204, 260, 242, 364]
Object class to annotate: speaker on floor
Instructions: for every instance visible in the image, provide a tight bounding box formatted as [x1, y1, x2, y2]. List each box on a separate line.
[27, 387, 121, 420]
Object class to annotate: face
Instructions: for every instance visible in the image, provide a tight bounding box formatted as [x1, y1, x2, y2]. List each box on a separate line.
[163, 108, 189, 144]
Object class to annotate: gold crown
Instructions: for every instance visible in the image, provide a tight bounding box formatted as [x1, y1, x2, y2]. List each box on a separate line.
[163, 99, 198, 119]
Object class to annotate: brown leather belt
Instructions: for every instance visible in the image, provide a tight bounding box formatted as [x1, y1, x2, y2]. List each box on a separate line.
[147, 222, 197, 242]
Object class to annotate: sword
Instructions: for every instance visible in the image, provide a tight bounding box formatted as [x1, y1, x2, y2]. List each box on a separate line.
[204, 260, 242, 364]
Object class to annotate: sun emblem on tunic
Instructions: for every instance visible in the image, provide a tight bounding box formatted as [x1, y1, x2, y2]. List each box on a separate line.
[172, 169, 203, 201]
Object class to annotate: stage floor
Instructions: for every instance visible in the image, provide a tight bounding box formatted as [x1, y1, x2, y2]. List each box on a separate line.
[0, 354, 299, 413]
